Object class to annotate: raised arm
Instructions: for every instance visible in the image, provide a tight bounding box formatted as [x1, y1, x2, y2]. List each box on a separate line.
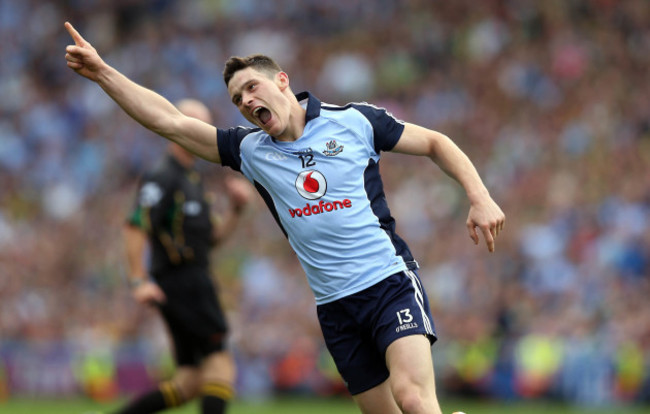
[392, 123, 505, 252]
[64, 22, 221, 164]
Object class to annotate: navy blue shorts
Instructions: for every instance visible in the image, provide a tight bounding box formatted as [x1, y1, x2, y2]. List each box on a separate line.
[316, 270, 437, 395]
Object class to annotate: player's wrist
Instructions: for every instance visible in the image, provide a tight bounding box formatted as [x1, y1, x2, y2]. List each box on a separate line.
[466, 186, 490, 205]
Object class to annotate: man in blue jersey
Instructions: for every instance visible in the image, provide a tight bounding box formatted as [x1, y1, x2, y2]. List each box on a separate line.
[65, 22, 504, 414]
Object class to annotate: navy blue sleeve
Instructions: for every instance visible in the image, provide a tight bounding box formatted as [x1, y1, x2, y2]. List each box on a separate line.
[217, 126, 255, 172]
[351, 103, 405, 153]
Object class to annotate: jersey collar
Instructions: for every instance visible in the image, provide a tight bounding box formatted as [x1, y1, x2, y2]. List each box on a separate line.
[295, 91, 321, 123]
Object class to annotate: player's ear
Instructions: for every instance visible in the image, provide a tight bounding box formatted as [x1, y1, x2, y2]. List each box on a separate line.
[276, 71, 289, 91]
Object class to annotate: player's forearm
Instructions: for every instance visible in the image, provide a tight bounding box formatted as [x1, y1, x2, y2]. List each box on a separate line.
[94, 64, 221, 163]
[429, 134, 490, 204]
[96, 64, 182, 139]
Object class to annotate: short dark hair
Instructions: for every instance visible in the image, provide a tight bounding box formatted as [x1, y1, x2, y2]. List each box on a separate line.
[223, 54, 283, 87]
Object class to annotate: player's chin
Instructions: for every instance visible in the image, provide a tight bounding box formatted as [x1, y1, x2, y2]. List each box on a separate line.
[252, 118, 267, 131]
[260, 120, 278, 135]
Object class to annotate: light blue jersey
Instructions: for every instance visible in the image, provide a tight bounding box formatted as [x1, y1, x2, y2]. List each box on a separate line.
[218, 92, 418, 304]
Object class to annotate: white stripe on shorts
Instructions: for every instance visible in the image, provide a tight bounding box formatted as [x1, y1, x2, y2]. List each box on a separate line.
[405, 269, 434, 336]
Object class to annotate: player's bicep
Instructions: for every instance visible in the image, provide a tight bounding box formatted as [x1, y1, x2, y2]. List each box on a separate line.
[391, 123, 439, 157]
[171, 116, 221, 164]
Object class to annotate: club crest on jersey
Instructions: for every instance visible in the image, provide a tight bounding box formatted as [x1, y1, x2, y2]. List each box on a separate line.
[322, 140, 343, 156]
[295, 170, 327, 200]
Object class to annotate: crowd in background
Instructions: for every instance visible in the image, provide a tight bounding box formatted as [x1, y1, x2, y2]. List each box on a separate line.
[1, 0, 649, 407]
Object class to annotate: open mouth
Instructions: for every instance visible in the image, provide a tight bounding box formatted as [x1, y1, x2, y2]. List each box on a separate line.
[253, 106, 272, 126]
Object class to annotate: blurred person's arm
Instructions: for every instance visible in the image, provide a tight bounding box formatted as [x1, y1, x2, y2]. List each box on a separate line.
[64, 22, 221, 164]
[123, 224, 166, 305]
[212, 177, 254, 247]
[392, 123, 505, 252]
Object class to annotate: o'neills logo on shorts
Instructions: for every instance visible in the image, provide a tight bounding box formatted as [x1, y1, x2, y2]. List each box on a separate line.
[288, 199, 352, 218]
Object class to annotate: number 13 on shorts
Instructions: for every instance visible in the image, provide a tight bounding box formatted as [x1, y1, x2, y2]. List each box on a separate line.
[396, 308, 413, 325]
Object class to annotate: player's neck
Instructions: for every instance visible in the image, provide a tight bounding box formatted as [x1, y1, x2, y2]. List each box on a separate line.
[274, 102, 306, 142]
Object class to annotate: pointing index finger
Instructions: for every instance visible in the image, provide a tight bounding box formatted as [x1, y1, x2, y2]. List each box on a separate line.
[64, 21, 86, 47]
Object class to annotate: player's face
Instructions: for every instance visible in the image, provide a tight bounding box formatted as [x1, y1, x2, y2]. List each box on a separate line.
[228, 67, 291, 138]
